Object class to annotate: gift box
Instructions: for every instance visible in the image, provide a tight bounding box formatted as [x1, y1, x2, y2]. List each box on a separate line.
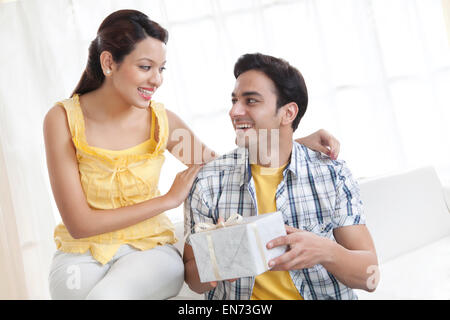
[189, 211, 287, 283]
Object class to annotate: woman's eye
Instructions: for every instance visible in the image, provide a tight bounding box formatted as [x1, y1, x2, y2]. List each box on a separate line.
[159, 67, 166, 73]
[140, 66, 151, 71]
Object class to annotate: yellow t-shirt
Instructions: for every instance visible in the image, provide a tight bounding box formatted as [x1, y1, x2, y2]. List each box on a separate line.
[250, 163, 303, 300]
[53, 94, 177, 265]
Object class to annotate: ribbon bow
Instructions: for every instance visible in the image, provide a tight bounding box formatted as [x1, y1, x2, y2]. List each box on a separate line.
[194, 213, 244, 233]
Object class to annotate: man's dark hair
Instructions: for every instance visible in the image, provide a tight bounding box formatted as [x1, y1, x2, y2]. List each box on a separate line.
[233, 53, 308, 131]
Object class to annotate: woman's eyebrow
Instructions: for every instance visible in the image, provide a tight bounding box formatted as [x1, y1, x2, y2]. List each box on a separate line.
[137, 57, 153, 62]
[137, 58, 167, 64]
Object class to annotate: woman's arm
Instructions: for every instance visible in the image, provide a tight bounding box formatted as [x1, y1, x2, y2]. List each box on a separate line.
[44, 105, 201, 239]
[166, 110, 341, 166]
[166, 109, 217, 167]
[295, 129, 340, 160]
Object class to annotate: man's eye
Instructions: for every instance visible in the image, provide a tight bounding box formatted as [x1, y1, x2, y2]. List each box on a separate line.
[247, 98, 257, 104]
[140, 66, 151, 71]
[231, 99, 237, 104]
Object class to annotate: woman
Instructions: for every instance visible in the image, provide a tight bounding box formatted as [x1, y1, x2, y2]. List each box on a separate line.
[44, 9, 340, 300]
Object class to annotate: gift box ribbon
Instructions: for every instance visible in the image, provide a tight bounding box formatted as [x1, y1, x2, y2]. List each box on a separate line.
[194, 213, 244, 233]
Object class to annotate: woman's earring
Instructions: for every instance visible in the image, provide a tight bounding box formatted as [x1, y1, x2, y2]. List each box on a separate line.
[106, 69, 111, 75]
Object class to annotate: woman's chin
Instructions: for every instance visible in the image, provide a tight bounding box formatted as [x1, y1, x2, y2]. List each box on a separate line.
[132, 103, 149, 110]
[131, 99, 151, 109]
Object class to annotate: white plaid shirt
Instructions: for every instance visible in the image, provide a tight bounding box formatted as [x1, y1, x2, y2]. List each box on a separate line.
[184, 142, 366, 300]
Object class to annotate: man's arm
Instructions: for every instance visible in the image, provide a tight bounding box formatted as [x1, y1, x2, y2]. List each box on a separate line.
[324, 224, 379, 291]
[183, 176, 238, 294]
[183, 243, 219, 294]
[183, 176, 220, 294]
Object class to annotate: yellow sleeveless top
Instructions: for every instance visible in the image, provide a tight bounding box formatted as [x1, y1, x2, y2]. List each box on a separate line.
[53, 94, 177, 265]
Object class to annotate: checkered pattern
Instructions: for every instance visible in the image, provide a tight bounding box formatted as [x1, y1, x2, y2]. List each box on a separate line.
[184, 142, 365, 300]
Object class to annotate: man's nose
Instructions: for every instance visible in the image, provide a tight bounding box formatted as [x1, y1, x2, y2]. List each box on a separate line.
[229, 101, 246, 118]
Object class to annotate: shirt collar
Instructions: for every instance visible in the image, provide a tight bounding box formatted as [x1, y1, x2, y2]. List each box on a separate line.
[239, 148, 249, 187]
[239, 141, 302, 186]
[285, 141, 302, 178]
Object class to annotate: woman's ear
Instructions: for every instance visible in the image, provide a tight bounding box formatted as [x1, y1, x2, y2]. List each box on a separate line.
[281, 102, 299, 127]
[99, 51, 115, 76]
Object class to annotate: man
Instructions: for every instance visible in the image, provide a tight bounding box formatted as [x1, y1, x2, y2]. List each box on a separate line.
[183, 53, 378, 300]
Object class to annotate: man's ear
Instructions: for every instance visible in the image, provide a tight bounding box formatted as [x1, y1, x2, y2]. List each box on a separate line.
[280, 102, 299, 127]
[99, 51, 115, 76]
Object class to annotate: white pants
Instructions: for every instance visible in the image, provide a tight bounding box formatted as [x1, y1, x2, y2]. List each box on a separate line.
[48, 244, 184, 300]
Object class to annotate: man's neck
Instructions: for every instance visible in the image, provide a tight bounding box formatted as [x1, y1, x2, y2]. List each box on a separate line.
[249, 134, 293, 168]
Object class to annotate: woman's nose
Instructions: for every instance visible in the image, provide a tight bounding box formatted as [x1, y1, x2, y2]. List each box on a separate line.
[149, 69, 162, 87]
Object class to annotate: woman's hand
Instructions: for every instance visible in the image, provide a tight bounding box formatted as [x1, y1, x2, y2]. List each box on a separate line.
[295, 129, 340, 160]
[163, 164, 203, 208]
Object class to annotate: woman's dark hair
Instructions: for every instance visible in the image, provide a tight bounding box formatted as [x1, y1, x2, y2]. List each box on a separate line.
[233, 53, 308, 131]
[72, 9, 168, 96]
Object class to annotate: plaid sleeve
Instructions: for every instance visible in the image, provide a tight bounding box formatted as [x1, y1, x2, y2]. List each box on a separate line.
[331, 161, 366, 228]
[183, 177, 214, 246]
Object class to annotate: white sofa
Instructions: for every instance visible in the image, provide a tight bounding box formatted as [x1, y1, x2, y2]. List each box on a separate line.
[355, 166, 450, 299]
[172, 166, 450, 300]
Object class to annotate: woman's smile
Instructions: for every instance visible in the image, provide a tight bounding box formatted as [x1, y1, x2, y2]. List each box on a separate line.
[137, 87, 154, 100]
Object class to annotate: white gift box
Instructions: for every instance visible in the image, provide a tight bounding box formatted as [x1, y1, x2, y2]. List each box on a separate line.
[189, 211, 287, 283]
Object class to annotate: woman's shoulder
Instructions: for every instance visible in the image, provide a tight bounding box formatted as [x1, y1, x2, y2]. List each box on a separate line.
[44, 103, 66, 126]
[43, 102, 72, 140]
[164, 107, 176, 122]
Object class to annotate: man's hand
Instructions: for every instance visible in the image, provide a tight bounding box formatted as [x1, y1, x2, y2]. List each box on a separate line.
[266, 225, 333, 271]
[267, 224, 379, 291]
[207, 277, 238, 290]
